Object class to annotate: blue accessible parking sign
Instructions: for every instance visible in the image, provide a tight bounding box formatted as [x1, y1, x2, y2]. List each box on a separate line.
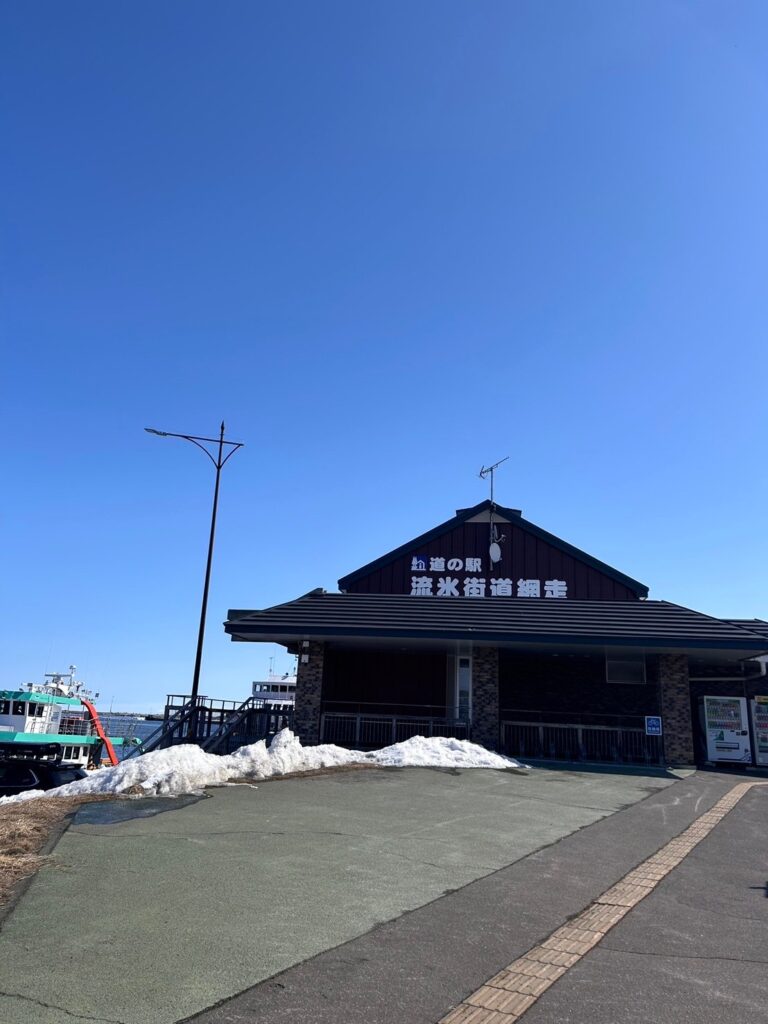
[645, 716, 663, 736]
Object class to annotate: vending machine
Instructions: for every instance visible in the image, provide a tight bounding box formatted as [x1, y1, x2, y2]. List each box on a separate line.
[749, 696, 768, 767]
[700, 696, 752, 764]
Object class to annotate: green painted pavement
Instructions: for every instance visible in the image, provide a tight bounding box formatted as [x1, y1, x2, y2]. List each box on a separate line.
[0, 764, 682, 1024]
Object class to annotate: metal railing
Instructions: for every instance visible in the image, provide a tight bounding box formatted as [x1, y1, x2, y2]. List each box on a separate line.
[56, 718, 96, 736]
[500, 716, 663, 765]
[126, 695, 295, 758]
[201, 700, 294, 754]
[123, 700, 201, 757]
[163, 694, 244, 716]
[320, 711, 468, 748]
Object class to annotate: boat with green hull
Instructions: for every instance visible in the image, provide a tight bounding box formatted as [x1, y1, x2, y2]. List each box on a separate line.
[0, 667, 137, 768]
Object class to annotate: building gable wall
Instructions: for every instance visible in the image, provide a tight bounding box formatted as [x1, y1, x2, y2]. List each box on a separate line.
[343, 519, 641, 600]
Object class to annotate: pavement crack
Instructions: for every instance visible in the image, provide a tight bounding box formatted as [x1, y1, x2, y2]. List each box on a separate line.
[0, 988, 130, 1023]
[599, 945, 768, 966]
[660, 893, 768, 924]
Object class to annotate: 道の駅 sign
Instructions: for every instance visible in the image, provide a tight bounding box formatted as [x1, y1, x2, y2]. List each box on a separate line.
[409, 555, 567, 599]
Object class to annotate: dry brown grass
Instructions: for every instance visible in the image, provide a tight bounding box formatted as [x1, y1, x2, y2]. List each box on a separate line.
[0, 795, 108, 908]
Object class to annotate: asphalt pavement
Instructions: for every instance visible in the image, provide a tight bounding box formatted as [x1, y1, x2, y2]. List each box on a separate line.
[185, 769, 740, 1024]
[0, 763, 680, 1024]
[521, 783, 768, 1024]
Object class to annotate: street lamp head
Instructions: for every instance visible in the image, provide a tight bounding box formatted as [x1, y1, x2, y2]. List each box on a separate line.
[145, 427, 169, 437]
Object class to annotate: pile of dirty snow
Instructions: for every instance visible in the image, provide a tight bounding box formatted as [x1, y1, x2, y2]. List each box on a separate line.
[0, 729, 523, 805]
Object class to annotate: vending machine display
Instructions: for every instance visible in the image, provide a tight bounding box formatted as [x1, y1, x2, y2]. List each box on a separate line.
[700, 695, 752, 763]
[750, 696, 768, 767]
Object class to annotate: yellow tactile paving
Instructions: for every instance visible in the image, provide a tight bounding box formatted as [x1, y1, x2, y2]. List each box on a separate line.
[438, 780, 767, 1024]
[486, 971, 553, 997]
[574, 903, 629, 932]
[466, 986, 538, 1015]
[595, 882, 654, 907]
[441, 1003, 513, 1023]
[498, 958, 568, 981]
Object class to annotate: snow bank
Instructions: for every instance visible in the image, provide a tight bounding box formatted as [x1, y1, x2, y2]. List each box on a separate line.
[0, 729, 523, 805]
[369, 735, 518, 770]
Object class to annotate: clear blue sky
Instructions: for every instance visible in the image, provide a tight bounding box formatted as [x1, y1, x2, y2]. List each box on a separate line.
[2, 2, 767, 710]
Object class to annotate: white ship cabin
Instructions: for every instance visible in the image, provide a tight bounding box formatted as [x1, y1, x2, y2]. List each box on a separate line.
[252, 674, 297, 706]
[0, 689, 99, 768]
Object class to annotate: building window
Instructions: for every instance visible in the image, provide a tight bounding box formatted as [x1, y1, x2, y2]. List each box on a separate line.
[606, 651, 646, 685]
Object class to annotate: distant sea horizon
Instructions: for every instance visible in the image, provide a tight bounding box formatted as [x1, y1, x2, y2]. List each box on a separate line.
[98, 713, 162, 760]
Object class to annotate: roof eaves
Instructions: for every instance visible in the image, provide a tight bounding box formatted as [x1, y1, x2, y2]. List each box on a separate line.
[661, 603, 768, 640]
[226, 589, 326, 625]
[224, 619, 768, 651]
[721, 618, 768, 641]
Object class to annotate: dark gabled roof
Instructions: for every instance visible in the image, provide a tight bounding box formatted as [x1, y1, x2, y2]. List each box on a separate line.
[336, 500, 649, 598]
[722, 619, 768, 641]
[225, 591, 768, 653]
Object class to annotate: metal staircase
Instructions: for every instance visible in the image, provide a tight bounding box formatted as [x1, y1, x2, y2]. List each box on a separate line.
[124, 695, 294, 758]
[201, 699, 293, 754]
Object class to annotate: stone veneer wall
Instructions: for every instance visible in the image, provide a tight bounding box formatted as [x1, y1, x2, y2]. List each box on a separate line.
[659, 653, 694, 765]
[472, 646, 500, 750]
[294, 641, 324, 745]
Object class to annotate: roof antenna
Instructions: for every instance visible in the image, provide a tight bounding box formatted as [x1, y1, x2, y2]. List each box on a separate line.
[479, 457, 509, 566]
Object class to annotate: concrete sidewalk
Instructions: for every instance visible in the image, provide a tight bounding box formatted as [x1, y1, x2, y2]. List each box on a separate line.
[185, 771, 739, 1024]
[0, 763, 679, 1024]
[520, 783, 768, 1024]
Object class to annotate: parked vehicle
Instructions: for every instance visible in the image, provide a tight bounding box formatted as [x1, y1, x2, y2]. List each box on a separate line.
[0, 754, 87, 797]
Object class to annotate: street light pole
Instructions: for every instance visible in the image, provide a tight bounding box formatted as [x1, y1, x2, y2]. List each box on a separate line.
[145, 422, 244, 701]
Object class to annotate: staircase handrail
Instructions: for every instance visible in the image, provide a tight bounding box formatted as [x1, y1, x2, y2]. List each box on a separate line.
[124, 698, 201, 758]
[201, 696, 257, 753]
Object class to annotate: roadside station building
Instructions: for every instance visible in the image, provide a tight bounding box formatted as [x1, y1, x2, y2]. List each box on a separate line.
[225, 500, 768, 766]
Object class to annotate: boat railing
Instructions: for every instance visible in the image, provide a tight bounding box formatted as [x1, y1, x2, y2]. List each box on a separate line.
[23, 719, 53, 735]
[57, 718, 96, 736]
